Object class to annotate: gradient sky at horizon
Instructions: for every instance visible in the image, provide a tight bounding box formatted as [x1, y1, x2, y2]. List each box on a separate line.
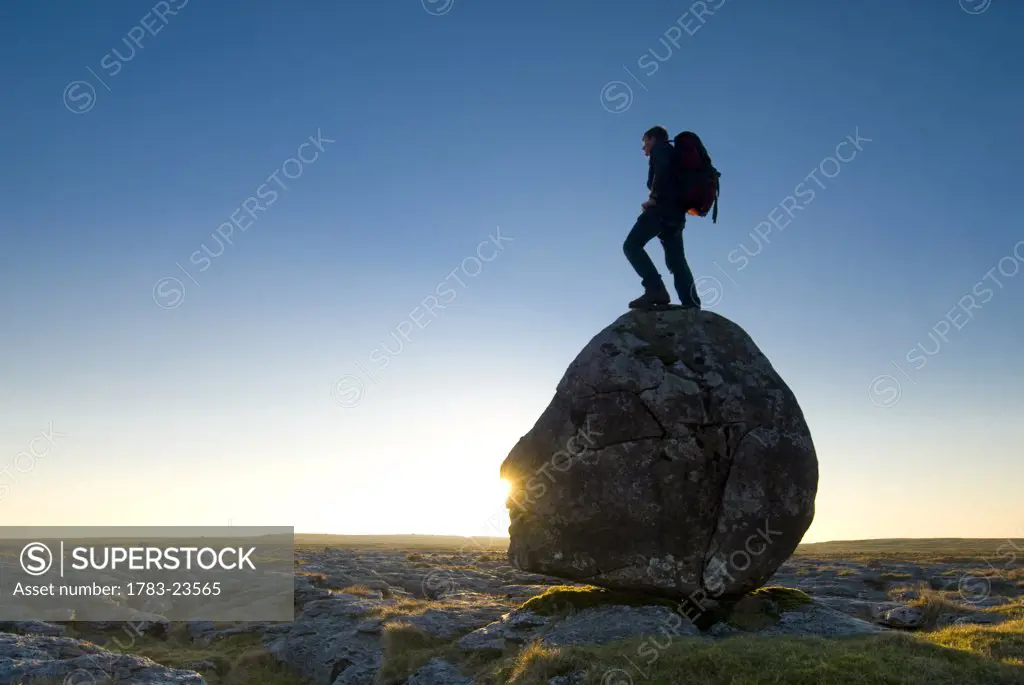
[1, 0, 1022, 544]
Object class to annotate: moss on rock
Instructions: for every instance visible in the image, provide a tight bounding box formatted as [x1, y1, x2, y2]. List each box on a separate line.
[519, 585, 677, 617]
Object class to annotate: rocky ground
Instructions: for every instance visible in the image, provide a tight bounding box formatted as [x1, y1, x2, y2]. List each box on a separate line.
[0, 544, 1020, 684]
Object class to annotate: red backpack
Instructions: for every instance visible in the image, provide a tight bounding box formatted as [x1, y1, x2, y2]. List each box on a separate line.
[673, 131, 720, 224]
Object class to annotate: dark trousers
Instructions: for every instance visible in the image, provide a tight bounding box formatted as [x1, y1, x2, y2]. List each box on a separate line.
[623, 209, 700, 307]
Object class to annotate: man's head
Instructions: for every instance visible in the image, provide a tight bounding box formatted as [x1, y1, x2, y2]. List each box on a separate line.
[642, 126, 670, 157]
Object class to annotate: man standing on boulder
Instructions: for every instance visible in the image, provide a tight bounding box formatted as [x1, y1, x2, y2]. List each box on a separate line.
[623, 126, 701, 310]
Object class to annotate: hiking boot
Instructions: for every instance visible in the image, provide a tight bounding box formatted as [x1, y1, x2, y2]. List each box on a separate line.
[628, 289, 671, 310]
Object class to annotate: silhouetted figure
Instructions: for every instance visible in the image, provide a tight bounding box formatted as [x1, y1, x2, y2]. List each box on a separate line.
[623, 126, 719, 310]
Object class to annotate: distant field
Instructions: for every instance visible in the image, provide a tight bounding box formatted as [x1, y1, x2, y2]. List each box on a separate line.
[795, 538, 1024, 564]
[295, 534, 1024, 565]
[294, 533, 508, 552]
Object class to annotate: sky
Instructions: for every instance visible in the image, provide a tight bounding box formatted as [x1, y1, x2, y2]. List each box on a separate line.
[0, 0, 1022, 545]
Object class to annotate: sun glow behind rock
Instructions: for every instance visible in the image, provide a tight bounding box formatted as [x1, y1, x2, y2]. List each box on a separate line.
[418, 475, 511, 538]
[441, 476, 512, 538]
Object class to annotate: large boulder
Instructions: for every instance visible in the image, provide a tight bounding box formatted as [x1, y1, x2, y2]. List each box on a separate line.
[500, 308, 817, 601]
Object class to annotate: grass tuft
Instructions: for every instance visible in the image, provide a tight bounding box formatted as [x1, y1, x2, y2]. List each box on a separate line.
[494, 640, 585, 684]
[376, 621, 452, 685]
[905, 585, 972, 629]
[338, 584, 380, 597]
[367, 596, 446, 621]
[375, 621, 508, 684]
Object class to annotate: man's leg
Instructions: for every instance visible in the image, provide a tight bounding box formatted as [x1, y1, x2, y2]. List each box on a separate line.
[623, 211, 670, 300]
[660, 219, 701, 308]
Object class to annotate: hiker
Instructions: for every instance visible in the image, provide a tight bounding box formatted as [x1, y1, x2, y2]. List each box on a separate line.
[623, 126, 716, 310]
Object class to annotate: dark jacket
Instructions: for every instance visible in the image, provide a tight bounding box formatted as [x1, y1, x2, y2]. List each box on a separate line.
[646, 140, 684, 219]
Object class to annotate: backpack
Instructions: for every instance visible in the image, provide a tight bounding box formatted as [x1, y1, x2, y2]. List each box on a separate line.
[673, 131, 720, 224]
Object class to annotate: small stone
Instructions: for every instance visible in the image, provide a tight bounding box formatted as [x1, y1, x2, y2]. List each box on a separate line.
[182, 659, 218, 672]
[548, 673, 586, 685]
[879, 605, 925, 629]
[356, 619, 383, 633]
[406, 657, 473, 685]
[709, 622, 740, 637]
[459, 610, 550, 651]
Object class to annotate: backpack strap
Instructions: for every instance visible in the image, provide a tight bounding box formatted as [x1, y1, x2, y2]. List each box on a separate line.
[714, 171, 719, 224]
[712, 169, 720, 224]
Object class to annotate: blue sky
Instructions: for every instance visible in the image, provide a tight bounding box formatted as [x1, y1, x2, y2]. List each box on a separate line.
[1, 0, 1021, 543]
